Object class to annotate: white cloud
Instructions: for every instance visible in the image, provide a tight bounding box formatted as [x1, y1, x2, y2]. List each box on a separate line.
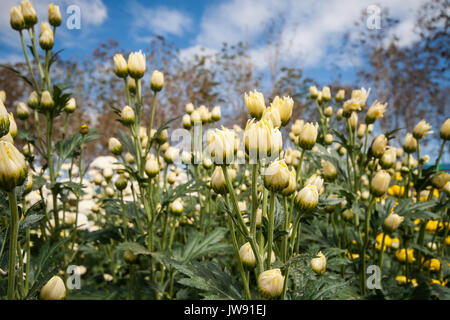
[188, 0, 427, 70]
[129, 2, 192, 39]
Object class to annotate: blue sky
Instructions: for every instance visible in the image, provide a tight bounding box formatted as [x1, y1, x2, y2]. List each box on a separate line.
[1, 0, 428, 85]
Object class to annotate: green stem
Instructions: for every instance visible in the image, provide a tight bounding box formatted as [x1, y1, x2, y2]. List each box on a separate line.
[266, 192, 276, 269]
[19, 31, 39, 90]
[7, 189, 19, 300]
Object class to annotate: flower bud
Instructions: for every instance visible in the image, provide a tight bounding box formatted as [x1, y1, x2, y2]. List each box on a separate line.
[271, 96, 293, 126]
[210, 166, 227, 194]
[371, 170, 391, 197]
[264, 160, 290, 192]
[244, 90, 266, 119]
[125, 152, 135, 164]
[324, 106, 333, 117]
[39, 26, 54, 50]
[310, 251, 326, 275]
[8, 113, 17, 138]
[383, 213, 404, 233]
[114, 174, 128, 191]
[79, 124, 89, 135]
[105, 186, 115, 197]
[349, 112, 358, 130]
[127, 50, 146, 79]
[145, 158, 159, 178]
[40, 90, 54, 110]
[27, 91, 39, 109]
[211, 106, 221, 121]
[108, 137, 122, 155]
[413, 120, 432, 139]
[336, 108, 343, 120]
[365, 101, 387, 124]
[40, 276, 66, 300]
[357, 124, 367, 139]
[0, 141, 27, 192]
[64, 97, 76, 113]
[156, 129, 168, 144]
[403, 133, 417, 154]
[305, 174, 324, 194]
[440, 118, 450, 140]
[371, 134, 387, 158]
[113, 54, 128, 78]
[124, 250, 137, 264]
[181, 151, 191, 165]
[431, 172, 449, 190]
[169, 198, 183, 214]
[244, 119, 280, 160]
[239, 242, 256, 268]
[20, 0, 38, 28]
[164, 147, 179, 164]
[298, 122, 318, 150]
[121, 106, 135, 125]
[395, 248, 415, 263]
[324, 133, 333, 145]
[262, 106, 281, 129]
[257, 269, 284, 299]
[185, 103, 194, 114]
[180, 114, 191, 130]
[103, 167, 113, 181]
[150, 70, 164, 92]
[281, 168, 297, 196]
[321, 87, 331, 101]
[342, 208, 354, 221]
[22, 143, 33, 157]
[295, 185, 319, 212]
[322, 159, 337, 181]
[48, 3, 62, 27]
[208, 127, 235, 164]
[380, 148, 396, 169]
[0, 102, 10, 138]
[127, 77, 136, 94]
[310, 86, 319, 99]
[10, 7, 25, 31]
[335, 89, 345, 102]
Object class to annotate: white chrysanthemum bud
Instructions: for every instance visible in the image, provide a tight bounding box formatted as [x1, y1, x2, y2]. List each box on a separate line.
[103, 167, 113, 181]
[40, 276, 66, 300]
[10, 7, 25, 31]
[310, 86, 319, 99]
[151, 70, 164, 92]
[145, 158, 159, 178]
[413, 120, 432, 139]
[305, 174, 324, 194]
[0, 102, 10, 138]
[40, 90, 54, 110]
[270, 96, 293, 126]
[264, 160, 290, 193]
[322, 159, 337, 181]
[190, 110, 201, 124]
[181, 151, 191, 165]
[371, 170, 391, 197]
[439, 118, 450, 140]
[349, 112, 358, 130]
[39, 25, 54, 50]
[63, 97, 76, 113]
[169, 198, 183, 214]
[324, 133, 333, 145]
[244, 119, 280, 160]
[298, 122, 318, 150]
[127, 77, 136, 94]
[291, 119, 304, 136]
[210, 167, 227, 194]
[108, 137, 122, 155]
[185, 103, 194, 114]
[20, 0, 38, 28]
[431, 172, 449, 190]
[22, 143, 33, 157]
[156, 129, 168, 144]
[164, 147, 179, 164]
[380, 148, 396, 169]
[182, 114, 192, 129]
[244, 90, 266, 119]
[0, 141, 27, 192]
[239, 242, 256, 268]
[383, 213, 404, 233]
[121, 106, 135, 125]
[357, 124, 367, 139]
[281, 168, 297, 196]
[322, 87, 331, 101]
[105, 186, 115, 197]
[127, 50, 146, 79]
[208, 127, 235, 164]
[324, 106, 333, 117]
[336, 108, 343, 120]
[295, 185, 319, 212]
[211, 106, 221, 121]
[262, 105, 281, 129]
[8, 113, 17, 138]
[311, 251, 327, 275]
[48, 3, 62, 27]
[114, 174, 128, 191]
[27, 91, 39, 109]
[342, 208, 354, 221]
[335, 89, 345, 102]
[371, 134, 387, 158]
[257, 269, 284, 299]
[113, 54, 128, 78]
[403, 133, 417, 154]
[125, 152, 135, 164]
[365, 101, 387, 124]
